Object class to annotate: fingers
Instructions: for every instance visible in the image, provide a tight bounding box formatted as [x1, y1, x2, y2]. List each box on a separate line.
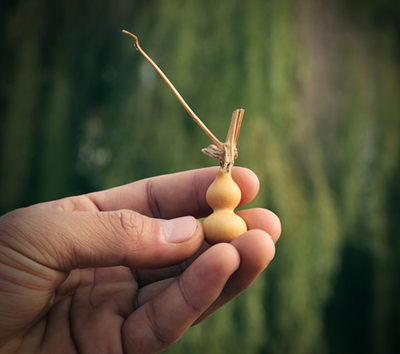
[237, 208, 282, 243]
[3, 207, 204, 271]
[122, 243, 240, 353]
[193, 209, 281, 323]
[86, 167, 259, 218]
[134, 228, 277, 327]
[130, 208, 280, 286]
[130, 208, 280, 330]
[194, 230, 275, 324]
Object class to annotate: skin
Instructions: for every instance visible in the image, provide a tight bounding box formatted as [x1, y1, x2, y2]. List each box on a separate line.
[0, 167, 281, 353]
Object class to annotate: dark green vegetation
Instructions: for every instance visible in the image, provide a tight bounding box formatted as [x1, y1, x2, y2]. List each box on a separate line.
[1, 0, 399, 353]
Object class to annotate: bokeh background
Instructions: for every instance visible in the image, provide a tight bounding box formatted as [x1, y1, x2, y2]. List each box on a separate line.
[1, 0, 399, 353]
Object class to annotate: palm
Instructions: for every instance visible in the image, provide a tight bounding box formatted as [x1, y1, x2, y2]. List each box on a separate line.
[44, 266, 137, 352]
[41, 253, 203, 352]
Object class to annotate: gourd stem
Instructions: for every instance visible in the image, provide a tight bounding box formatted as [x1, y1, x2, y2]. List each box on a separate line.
[122, 30, 222, 147]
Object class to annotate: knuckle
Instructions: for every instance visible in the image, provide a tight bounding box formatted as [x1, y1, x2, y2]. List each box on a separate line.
[146, 179, 162, 218]
[145, 302, 177, 348]
[107, 210, 144, 241]
[51, 195, 99, 212]
[51, 197, 76, 211]
[177, 276, 200, 313]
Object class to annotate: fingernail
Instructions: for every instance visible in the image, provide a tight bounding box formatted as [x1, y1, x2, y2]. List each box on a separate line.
[162, 216, 197, 243]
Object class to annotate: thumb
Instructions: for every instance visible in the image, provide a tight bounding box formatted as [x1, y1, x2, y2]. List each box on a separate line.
[2, 207, 204, 271]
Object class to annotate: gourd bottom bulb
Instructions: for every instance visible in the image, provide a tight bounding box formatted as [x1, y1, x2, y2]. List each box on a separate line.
[203, 210, 247, 244]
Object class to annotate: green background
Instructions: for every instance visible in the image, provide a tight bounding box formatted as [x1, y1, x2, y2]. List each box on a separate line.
[1, 0, 399, 353]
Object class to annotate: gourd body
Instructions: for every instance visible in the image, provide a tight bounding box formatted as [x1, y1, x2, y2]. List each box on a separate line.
[203, 169, 247, 243]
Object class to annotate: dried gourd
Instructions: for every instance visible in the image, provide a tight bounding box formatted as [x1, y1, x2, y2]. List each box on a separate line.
[123, 30, 247, 243]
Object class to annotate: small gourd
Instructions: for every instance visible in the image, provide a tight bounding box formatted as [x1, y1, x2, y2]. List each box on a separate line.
[123, 30, 248, 243]
[200, 107, 247, 243]
[203, 169, 247, 243]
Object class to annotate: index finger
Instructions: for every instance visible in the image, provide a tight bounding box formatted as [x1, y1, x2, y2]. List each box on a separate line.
[86, 167, 259, 219]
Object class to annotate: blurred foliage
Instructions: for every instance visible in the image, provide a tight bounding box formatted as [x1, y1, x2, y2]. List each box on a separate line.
[1, 0, 400, 353]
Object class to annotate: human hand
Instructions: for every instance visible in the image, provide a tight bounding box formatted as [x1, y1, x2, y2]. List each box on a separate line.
[0, 167, 281, 353]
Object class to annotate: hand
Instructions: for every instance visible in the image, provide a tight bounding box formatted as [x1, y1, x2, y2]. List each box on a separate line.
[0, 167, 281, 353]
